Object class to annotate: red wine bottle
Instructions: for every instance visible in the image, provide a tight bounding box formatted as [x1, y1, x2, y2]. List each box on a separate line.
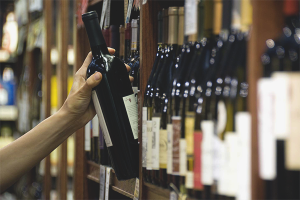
[82, 11, 138, 180]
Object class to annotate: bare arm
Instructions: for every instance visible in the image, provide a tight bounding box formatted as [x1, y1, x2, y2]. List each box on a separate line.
[0, 48, 132, 192]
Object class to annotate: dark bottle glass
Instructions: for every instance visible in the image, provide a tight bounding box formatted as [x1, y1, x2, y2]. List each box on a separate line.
[82, 11, 138, 180]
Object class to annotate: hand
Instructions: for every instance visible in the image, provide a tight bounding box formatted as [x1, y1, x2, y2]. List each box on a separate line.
[61, 48, 133, 130]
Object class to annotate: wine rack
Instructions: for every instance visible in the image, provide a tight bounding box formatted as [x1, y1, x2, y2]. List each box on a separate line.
[69, 0, 289, 199]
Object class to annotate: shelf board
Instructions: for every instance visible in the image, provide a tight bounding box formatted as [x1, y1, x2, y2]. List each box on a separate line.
[88, 0, 102, 7]
[143, 182, 170, 200]
[86, 161, 135, 198]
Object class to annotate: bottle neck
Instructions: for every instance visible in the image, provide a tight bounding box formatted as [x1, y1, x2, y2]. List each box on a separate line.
[91, 44, 109, 57]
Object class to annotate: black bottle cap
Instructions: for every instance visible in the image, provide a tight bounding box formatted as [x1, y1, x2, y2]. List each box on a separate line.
[82, 11, 107, 49]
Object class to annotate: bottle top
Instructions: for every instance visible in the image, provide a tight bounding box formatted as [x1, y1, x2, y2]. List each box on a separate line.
[125, 22, 131, 40]
[82, 11, 107, 49]
[168, 7, 179, 44]
[241, 0, 252, 32]
[178, 7, 184, 45]
[213, 0, 223, 35]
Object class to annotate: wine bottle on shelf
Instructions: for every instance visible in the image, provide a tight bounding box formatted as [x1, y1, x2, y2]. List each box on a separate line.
[109, 25, 120, 58]
[82, 11, 138, 180]
[163, 8, 169, 47]
[142, 11, 163, 183]
[125, 22, 132, 62]
[102, 27, 111, 47]
[119, 25, 125, 61]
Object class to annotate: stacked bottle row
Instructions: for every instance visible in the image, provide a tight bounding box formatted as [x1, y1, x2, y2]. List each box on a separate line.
[257, 0, 300, 199]
[142, 0, 252, 199]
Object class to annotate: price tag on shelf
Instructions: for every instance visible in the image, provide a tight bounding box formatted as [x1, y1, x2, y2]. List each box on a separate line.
[99, 165, 106, 200]
[105, 167, 111, 200]
[133, 178, 139, 200]
[170, 191, 177, 200]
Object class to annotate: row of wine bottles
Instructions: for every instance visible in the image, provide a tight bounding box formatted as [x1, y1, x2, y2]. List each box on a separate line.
[142, 0, 251, 198]
[257, 1, 300, 199]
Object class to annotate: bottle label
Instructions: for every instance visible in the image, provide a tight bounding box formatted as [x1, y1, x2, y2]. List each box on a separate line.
[218, 141, 227, 195]
[194, 131, 203, 190]
[235, 112, 251, 200]
[201, 120, 214, 185]
[213, 135, 222, 182]
[159, 129, 168, 169]
[185, 112, 195, 155]
[224, 133, 238, 197]
[172, 116, 181, 175]
[152, 117, 160, 170]
[92, 91, 113, 147]
[123, 94, 138, 139]
[132, 87, 139, 107]
[99, 165, 106, 200]
[271, 73, 290, 139]
[185, 0, 197, 35]
[92, 115, 99, 137]
[185, 171, 194, 189]
[179, 139, 187, 176]
[142, 107, 148, 168]
[146, 121, 153, 170]
[167, 124, 173, 174]
[286, 74, 300, 170]
[257, 78, 276, 180]
[84, 121, 91, 151]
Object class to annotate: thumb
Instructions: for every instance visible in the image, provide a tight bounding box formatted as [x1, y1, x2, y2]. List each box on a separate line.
[83, 72, 102, 91]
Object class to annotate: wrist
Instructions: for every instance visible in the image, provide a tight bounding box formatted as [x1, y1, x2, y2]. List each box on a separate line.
[56, 106, 81, 135]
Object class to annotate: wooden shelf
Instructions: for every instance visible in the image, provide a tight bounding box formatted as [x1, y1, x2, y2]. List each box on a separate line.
[88, 0, 102, 7]
[86, 161, 135, 198]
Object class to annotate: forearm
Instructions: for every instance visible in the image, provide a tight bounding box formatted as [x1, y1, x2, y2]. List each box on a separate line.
[0, 108, 78, 192]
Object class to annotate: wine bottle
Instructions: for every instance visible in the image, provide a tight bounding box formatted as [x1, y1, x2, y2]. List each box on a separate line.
[109, 25, 120, 58]
[82, 11, 138, 180]
[99, 126, 109, 166]
[142, 11, 163, 183]
[125, 22, 131, 62]
[119, 25, 125, 61]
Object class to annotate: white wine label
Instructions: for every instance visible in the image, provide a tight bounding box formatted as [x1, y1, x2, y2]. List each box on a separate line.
[92, 115, 99, 137]
[99, 165, 106, 200]
[123, 94, 138, 139]
[92, 91, 113, 147]
[133, 178, 139, 200]
[172, 116, 181, 175]
[213, 135, 222, 181]
[185, 171, 194, 189]
[271, 73, 290, 139]
[201, 120, 214, 185]
[105, 167, 111, 200]
[217, 141, 227, 195]
[285, 73, 300, 170]
[179, 139, 187, 176]
[231, 0, 241, 30]
[142, 107, 148, 168]
[185, 112, 195, 155]
[152, 117, 161, 170]
[224, 133, 238, 197]
[84, 121, 91, 151]
[235, 112, 251, 200]
[146, 121, 153, 170]
[257, 78, 276, 180]
[167, 124, 173, 174]
[159, 129, 168, 169]
[217, 100, 227, 136]
[131, 19, 138, 50]
[100, 0, 108, 29]
[185, 0, 197, 35]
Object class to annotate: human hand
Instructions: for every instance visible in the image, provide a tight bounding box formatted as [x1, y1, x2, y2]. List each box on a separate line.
[61, 48, 133, 130]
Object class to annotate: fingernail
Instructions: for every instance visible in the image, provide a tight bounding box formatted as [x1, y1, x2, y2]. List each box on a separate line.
[94, 72, 102, 81]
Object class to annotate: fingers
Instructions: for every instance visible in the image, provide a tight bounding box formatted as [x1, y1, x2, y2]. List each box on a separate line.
[125, 64, 131, 72]
[108, 48, 116, 55]
[82, 72, 102, 93]
[76, 52, 93, 77]
[129, 76, 134, 83]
